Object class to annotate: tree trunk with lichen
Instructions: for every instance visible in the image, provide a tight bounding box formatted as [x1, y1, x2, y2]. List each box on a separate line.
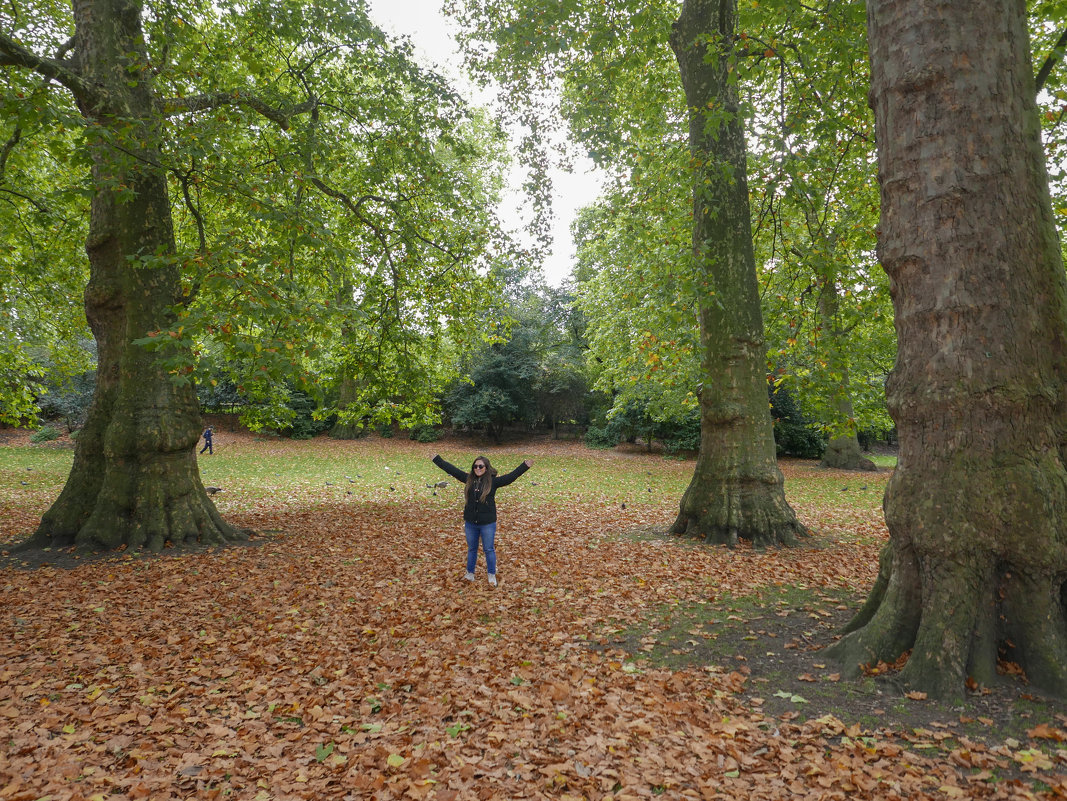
[668, 0, 807, 548]
[829, 0, 1067, 699]
[818, 278, 875, 472]
[28, 0, 245, 552]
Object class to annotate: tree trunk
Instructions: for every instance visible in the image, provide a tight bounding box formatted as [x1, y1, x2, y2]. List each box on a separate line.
[28, 0, 246, 552]
[818, 277, 875, 472]
[668, 0, 807, 548]
[330, 375, 367, 439]
[829, 0, 1067, 699]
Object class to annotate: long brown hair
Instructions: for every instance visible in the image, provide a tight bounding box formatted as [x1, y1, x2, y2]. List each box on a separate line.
[465, 456, 497, 502]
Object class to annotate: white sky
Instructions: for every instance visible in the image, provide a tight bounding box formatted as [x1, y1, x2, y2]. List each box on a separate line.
[364, 0, 604, 287]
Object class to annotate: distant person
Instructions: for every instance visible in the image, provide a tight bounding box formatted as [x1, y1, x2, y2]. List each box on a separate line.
[432, 453, 532, 587]
[199, 426, 214, 455]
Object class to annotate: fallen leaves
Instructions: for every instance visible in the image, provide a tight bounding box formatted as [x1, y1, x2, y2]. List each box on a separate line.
[0, 438, 1063, 799]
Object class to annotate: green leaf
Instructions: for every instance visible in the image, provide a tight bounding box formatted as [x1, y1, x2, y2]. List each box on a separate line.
[445, 722, 470, 737]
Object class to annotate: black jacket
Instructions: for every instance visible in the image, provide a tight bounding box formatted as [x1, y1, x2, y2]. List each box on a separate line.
[432, 455, 529, 524]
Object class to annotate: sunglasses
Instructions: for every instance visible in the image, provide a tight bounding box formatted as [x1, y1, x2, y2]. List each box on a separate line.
[473, 464, 486, 471]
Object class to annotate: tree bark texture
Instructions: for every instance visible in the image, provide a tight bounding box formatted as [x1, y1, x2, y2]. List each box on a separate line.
[830, 0, 1067, 698]
[330, 375, 368, 439]
[817, 278, 875, 472]
[30, 0, 246, 552]
[668, 0, 807, 548]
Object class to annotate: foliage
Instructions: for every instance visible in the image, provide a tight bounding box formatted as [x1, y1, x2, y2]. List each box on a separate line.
[0, 61, 91, 425]
[769, 384, 824, 460]
[408, 424, 442, 443]
[1, 0, 514, 435]
[29, 425, 60, 443]
[281, 388, 333, 440]
[1032, 0, 1067, 250]
[445, 344, 539, 439]
[584, 394, 700, 454]
[447, 266, 589, 439]
[197, 372, 246, 415]
[35, 370, 95, 433]
[452, 0, 896, 442]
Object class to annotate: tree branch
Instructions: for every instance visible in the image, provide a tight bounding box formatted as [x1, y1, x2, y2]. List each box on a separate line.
[0, 185, 50, 213]
[0, 32, 96, 102]
[161, 91, 317, 129]
[1036, 29, 1067, 95]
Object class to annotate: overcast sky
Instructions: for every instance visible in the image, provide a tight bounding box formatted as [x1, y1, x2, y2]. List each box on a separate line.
[364, 0, 603, 286]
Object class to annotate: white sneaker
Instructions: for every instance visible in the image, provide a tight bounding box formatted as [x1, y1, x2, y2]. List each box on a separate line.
[463, 572, 475, 581]
[488, 574, 497, 587]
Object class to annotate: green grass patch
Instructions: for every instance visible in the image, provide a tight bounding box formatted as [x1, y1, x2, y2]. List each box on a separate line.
[604, 583, 855, 672]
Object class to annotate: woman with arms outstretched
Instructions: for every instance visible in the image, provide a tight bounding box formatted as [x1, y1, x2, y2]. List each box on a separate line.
[432, 454, 532, 586]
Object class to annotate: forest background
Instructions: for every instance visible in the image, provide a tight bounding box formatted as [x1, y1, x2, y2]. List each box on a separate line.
[6, 0, 1066, 460]
[0, 0, 911, 450]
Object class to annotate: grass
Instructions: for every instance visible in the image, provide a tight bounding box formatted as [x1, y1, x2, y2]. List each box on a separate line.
[0, 432, 894, 543]
[4, 433, 1066, 797]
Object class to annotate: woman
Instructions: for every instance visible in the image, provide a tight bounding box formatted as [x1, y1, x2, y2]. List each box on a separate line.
[432, 453, 533, 586]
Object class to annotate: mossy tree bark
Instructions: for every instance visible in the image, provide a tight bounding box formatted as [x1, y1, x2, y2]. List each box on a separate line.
[829, 0, 1067, 699]
[818, 277, 875, 472]
[25, 0, 245, 552]
[668, 0, 807, 548]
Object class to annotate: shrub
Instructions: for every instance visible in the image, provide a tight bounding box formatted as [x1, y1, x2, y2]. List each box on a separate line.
[283, 388, 333, 440]
[584, 424, 619, 449]
[30, 425, 61, 443]
[408, 424, 441, 443]
[37, 370, 96, 432]
[658, 411, 701, 455]
[770, 385, 824, 459]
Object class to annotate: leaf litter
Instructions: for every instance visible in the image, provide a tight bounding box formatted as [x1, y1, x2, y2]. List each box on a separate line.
[0, 433, 1064, 800]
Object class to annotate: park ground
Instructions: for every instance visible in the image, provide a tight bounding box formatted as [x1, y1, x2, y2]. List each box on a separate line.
[0, 430, 1065, 800]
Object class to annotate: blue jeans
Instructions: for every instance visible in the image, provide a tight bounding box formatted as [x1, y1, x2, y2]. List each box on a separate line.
[464, 522, 497, 575]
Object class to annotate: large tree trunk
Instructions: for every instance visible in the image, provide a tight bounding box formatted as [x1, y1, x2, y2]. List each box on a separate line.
[668, 0, 807, 548]
[29, 0, 245, 552]
[330, 376, 368, 439]
[829, 0, 1067, 699]
[818, 277, 876, 472]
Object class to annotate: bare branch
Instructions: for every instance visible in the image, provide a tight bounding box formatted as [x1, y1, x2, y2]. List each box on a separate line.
[0, 31, 96, 102]
[161, 91, 317, 129]
[0, 185, 50, 213]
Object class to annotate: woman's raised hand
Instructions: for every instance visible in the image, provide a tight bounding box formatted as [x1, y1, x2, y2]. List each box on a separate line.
[524, 459, 533, 468]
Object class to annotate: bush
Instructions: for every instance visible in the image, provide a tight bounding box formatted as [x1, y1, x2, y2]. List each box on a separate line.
[408, 424, 441, 443]
[584, 424, 620, 449]
[30, 425, 61, 443]
[658, 410, 701, 455]
[37, 370, 96, 432]
[283, 388, 333, 440]
[770, 385, 824, 459]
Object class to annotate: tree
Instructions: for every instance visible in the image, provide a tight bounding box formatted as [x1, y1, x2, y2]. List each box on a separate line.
[0, 0, 504, 551]
[0, 0, 247, 550]
[452, 0, 814, 545]
[445, 333, 539, 441]
[666, 0, 806, 546]
[829, 0, 1067, 698]
[445, 272, 583, 440]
